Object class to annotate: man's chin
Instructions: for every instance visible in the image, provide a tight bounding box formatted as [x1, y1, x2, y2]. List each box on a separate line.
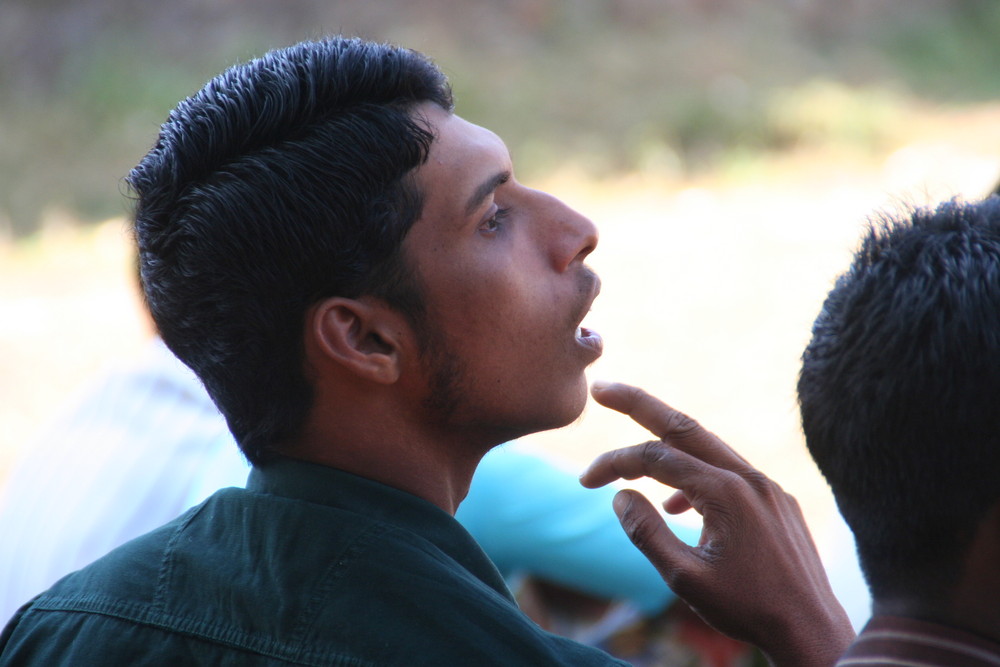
[535, 381, 591, 432]
[482, 396, 587, 444]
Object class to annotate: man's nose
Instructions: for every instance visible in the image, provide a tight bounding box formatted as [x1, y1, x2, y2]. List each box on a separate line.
[540, 193, 599, 272]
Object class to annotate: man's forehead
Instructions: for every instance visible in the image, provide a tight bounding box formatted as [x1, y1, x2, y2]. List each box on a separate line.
[414, 103, 509, 169]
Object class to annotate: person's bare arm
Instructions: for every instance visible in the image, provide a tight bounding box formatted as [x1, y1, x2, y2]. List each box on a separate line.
[580, 382, 854, 667]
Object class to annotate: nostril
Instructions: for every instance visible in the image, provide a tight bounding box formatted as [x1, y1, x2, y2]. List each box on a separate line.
[576, 220, 599, 261]
[575, 242, 596, 264]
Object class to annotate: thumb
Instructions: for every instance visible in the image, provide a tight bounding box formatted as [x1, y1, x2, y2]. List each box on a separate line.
[613, 489, 696, 583]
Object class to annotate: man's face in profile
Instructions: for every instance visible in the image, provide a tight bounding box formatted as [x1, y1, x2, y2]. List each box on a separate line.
[402, 103, 603, 444]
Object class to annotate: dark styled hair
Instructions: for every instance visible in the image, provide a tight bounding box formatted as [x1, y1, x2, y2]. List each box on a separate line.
[128, 38, 453, 464]
[798, 197, 1000, 602]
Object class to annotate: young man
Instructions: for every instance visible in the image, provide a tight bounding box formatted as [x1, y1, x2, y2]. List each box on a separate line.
[797, 198, 1000, 664]
[0, 37, 852, 665]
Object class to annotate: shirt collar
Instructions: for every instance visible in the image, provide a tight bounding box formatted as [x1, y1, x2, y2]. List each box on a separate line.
[247, 457, 515, 602]
[842, 615, 1000, 666]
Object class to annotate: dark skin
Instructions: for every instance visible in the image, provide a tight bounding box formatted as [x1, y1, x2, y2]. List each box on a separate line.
[581, 381, 856, 667]
[873, 501, 1000, 644]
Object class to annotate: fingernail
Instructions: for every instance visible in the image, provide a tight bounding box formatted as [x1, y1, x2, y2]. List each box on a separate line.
[590, 380, 611, 393]
[612, 489, 633, 515]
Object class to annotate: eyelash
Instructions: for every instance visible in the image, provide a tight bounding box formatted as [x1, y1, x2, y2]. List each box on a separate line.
[481, 207, 510, 235]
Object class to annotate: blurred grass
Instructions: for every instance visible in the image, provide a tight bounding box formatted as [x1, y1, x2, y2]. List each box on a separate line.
[879, 1, 1000, 101]
[3, 0, 1000, 236]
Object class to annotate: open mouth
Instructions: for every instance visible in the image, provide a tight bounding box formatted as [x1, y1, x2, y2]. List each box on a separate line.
[573, 273, 603, 357]
[575, 325, 604, 357]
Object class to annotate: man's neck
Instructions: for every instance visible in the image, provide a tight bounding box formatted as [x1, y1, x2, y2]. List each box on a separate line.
[872, 502, 1000, 644]
[286, 416, 498, 514]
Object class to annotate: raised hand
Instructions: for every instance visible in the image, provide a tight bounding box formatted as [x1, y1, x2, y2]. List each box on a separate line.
[580, 382, 855, 667]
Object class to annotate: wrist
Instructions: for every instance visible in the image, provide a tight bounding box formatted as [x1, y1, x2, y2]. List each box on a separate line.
[760, 600, 856, 667]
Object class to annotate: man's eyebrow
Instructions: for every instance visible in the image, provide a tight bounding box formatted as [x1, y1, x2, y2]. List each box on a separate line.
[465, 170, 511, 217]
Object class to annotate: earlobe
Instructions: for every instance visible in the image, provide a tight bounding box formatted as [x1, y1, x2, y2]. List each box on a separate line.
[307, 297, 403, 384]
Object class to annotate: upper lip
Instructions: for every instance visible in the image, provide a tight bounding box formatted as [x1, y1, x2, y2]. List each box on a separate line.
[574, 270, 601, 329]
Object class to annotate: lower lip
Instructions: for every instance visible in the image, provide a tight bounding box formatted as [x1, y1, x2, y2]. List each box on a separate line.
[576, 327, 604, 358]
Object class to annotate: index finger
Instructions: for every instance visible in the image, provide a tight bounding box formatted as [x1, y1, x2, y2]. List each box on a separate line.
[589, 381, 751, 472]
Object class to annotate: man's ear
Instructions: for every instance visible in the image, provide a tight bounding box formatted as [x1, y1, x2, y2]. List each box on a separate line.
[306, 296, 408, 384]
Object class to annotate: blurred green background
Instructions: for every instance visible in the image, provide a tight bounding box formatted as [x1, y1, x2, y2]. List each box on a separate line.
[3, 0, 1000, 237]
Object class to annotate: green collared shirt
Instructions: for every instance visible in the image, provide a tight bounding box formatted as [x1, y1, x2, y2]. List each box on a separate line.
[0, 458, 628, 666]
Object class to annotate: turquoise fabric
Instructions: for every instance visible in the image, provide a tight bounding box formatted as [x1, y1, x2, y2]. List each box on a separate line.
[457, 446, 699, 615]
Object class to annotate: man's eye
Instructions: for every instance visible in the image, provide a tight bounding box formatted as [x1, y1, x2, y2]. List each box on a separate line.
[481, 207, 509, 234]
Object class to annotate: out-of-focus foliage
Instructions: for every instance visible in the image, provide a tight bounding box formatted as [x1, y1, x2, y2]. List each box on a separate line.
[1, 0, 999, 237]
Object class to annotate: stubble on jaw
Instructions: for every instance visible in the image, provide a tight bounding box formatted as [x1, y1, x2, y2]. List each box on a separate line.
[420, 325, 465, 421]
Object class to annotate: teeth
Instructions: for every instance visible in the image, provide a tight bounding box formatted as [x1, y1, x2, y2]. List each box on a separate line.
[575, 326, 582, 338]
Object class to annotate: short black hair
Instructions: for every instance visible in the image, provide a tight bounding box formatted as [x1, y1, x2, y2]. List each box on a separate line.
[128, 38, 453, 464]
[798, 197, 1000, 602]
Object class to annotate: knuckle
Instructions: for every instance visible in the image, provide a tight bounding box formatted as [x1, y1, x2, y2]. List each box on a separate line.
[662, 556, 705, 597]
[714, 469, 747, 497]
[623, 384, 651, 406]
[636, 440, 689, 478]
[782, 489, 805, 515]
[714, 468, 782, 508]
[659, 407, 701, 440]
[785, 490, 800, 508]
[638, 439, 669, 467]
[664, 564, 694, 593]
[740, 469, 775, 495]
